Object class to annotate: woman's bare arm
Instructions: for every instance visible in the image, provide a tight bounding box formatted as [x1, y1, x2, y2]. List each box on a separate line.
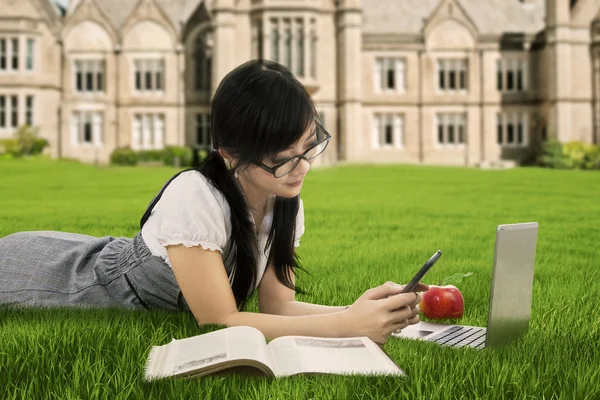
[257, 263, 347, 316]
[166, 244, 350, 339]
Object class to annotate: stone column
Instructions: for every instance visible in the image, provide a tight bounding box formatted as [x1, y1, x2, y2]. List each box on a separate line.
[336, 0, 362, 161]
[592, 48, 600, 145]
[211, 0, 236, 97]
[592, 21, 600, 145]
[546, 0, 571, 142]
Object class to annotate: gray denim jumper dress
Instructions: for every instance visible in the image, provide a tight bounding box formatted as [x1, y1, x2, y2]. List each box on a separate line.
[0, 170, 202, 312]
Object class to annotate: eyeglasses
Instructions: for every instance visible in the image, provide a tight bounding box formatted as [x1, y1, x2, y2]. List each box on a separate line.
[256, 120, 332, 178]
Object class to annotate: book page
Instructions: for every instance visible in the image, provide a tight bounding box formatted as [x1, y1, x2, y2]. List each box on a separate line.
[267, 336, 405, 377]
[161, 326, 273, 377]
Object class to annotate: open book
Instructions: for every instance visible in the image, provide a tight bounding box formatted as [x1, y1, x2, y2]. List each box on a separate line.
[144, 326, 406, 380]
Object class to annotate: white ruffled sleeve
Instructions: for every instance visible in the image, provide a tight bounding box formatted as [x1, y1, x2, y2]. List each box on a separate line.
[294, 198, 305, 248]
[151, 171, 229, 254]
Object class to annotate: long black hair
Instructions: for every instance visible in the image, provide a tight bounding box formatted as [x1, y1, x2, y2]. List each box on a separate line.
[146, 59, 315, 310]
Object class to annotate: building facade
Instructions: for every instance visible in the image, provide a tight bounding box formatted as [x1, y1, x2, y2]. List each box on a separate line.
[0, 0, 597, 167]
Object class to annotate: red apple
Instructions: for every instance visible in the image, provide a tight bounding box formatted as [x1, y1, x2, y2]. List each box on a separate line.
[419, 285, 464, 319]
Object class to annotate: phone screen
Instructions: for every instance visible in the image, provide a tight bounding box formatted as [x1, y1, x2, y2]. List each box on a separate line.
[400, 250, 442, 293]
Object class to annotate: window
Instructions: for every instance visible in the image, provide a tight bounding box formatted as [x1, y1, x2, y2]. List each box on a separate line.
[318, 111, 325, 128]
[25, 96, 34, 126]
[497, 58, 527, 92]
[74, 60, 105, 93]
[284, 20, 292, 69]
[257, 17, 316, 78]
[72, 111, 103, 146]
[0, 39, 6, 70]
[132, 113, 165, 150]
[497, 112, 529, 146]
[0, 96, 5, 128]
[437, 59, 468, 91]
[297, 23, 304, 76]
[26, 39, 34, 71]
[436, 113, 466, 146]
[372, 113, 404, 149]
[194, 32, 212, 92]
[271, 20, 280, 63]
[252, 22, 264, 64]
[0, 94, 19, 130]
[11, 38, 18, 70]
[0, 37, 21, 72]
[374, 57, 406, 92]
[10, 95, 17, 128]
[134, 59, 164, 93]
[195, 113, 211, 148]
[0, 95, 18, 130]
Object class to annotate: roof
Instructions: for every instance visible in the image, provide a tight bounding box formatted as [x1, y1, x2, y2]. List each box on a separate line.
[66, 0, 546, 38]
[361, 0, 546, 35]
[68, 0, 204, 33]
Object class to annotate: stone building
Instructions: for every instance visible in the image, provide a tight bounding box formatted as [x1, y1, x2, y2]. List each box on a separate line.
[0, 0, 597, 166]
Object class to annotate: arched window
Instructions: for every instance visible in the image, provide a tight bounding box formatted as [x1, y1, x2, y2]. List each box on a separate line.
[194, 30, 213, 92]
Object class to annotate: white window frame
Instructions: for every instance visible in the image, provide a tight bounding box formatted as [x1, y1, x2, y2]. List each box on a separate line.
[134, 59, 165, 95]
[132, 113, 165, 150]
[0, 37, 21, 73]
[0, 95, 18, 131]
[436, 59, 468, 93]
[497, 111, 529, 147]
[318, 110, 325, 128]
[372, 113, 404, 150]
[374, 57, 406, 93]
[435, 113, 467, 147]
[195, 113, 211, 148]
[71, 110, 104, 147]
[0, 94, 19, 130]
[74, 59, 105, 94]
[497, 57, 528, 92]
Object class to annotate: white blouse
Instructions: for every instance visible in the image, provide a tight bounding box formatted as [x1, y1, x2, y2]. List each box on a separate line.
[141, 170, 305, 288]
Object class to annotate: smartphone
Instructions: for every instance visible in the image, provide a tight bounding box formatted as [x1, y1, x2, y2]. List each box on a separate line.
[400, 250, 442, 293]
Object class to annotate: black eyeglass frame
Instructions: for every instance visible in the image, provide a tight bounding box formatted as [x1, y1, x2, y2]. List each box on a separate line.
[254, 120, 332, 178]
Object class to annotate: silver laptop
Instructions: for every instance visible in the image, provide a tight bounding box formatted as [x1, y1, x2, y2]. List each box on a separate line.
[392, 222, 538, 349]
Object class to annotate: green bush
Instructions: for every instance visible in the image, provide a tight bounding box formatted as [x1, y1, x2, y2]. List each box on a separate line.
[538, 140, 600, 170]
[16, 125, 49, 155]
[30, 137, 49, 155]
[0, 125, 49, 157]
[585, 145, 600, 170]
[163, 146, 194, 167]
[137, 149, 165, 163]
[110, 147, 209, 167]
[0, 139, 22, 157]
[110, 147, 138, 166]
[197, 148, 209, 162]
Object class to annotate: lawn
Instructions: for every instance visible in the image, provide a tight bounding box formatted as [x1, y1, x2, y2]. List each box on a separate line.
[1, 158, 599, 399]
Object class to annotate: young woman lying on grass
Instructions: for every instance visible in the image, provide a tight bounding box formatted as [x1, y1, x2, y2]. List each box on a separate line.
[0, 59, 428, 344]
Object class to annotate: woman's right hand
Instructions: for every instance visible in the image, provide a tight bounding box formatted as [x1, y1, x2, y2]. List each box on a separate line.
[342, 282, 424, 344]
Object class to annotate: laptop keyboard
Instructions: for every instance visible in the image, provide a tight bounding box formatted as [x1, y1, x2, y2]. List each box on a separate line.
[428, 326, 486, 349]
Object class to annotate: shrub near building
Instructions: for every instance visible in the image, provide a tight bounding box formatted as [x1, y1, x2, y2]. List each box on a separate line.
[0, 125, 49, 159]
[538, 140, 600, 170]
[109, 146, 208, 168]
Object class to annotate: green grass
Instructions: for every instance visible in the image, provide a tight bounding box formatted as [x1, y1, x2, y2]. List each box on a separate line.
[1, 158, 599, 399]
